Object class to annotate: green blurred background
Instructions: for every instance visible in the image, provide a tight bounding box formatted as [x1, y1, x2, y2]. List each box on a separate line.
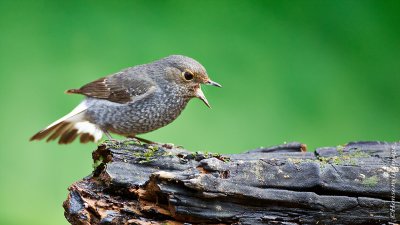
[0, 0, 399, 224]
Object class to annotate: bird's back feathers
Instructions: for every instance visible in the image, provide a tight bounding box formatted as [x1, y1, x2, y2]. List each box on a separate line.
[66, 70, 156, 104]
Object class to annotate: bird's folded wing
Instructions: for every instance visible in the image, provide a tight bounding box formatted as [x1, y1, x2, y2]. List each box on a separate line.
[66, 71, 156, 104]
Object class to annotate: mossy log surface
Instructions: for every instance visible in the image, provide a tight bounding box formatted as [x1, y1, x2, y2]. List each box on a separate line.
[63, 141, 400, 225]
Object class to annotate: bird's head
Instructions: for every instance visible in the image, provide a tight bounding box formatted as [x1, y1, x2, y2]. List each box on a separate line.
[161, 55, 221, 108]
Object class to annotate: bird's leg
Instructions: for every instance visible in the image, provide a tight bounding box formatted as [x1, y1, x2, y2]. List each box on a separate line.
[126, 136, 180, 149]
[103, 130, 114, 140]
[101, 130, 122, 148]
[126, 135, 155, 144]
[135, 136, 156, 144]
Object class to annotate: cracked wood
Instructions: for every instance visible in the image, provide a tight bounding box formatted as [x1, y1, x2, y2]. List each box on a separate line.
[63, 141, 400, 225]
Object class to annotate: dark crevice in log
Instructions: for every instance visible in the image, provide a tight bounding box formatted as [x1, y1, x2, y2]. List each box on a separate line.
[64, 140, 399, 225]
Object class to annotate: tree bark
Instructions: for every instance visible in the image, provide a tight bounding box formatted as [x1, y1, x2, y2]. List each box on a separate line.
[63, 140, 400, 225]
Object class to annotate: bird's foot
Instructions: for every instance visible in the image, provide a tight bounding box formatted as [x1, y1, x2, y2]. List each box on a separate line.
[128, 138, 182, 149]
[124, 136, 156, 145]
[134, 136, 156, 144]
[101, 139, 123, 149]
[100, 130, 124, 147]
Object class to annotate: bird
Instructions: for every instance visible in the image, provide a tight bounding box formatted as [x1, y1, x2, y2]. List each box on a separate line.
[30, 55, 221, 144]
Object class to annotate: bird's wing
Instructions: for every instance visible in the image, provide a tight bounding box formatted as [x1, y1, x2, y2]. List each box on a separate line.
[66, 71, 156, 104]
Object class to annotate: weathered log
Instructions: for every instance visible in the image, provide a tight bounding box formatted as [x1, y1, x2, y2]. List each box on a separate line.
[63, 140, 400, 225]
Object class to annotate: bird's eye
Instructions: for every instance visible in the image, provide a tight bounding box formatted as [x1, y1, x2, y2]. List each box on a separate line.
[183, 71, 194, 81]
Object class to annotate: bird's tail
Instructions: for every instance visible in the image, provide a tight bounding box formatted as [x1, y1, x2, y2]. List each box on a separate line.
[30, 102, 103, 144]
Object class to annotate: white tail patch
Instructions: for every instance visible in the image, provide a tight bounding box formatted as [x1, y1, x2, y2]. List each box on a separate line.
[45, 101, 88, 129]
[30, 101, 103, 144]
[74, 121, 103, 142]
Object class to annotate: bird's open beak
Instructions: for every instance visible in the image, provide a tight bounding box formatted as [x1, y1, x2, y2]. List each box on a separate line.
[206, 79, 222, 88]
[195, 87, 211, 108]
[196, 79, 221, 108]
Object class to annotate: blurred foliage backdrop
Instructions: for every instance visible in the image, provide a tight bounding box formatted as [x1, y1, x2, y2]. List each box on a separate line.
[0, 0, 399, 224]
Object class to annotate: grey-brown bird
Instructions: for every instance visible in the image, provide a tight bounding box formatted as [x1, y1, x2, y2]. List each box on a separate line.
[30, 55, 221, 144]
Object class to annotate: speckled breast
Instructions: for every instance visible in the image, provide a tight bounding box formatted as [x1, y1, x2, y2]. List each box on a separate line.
[85, 91, 190, 136]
